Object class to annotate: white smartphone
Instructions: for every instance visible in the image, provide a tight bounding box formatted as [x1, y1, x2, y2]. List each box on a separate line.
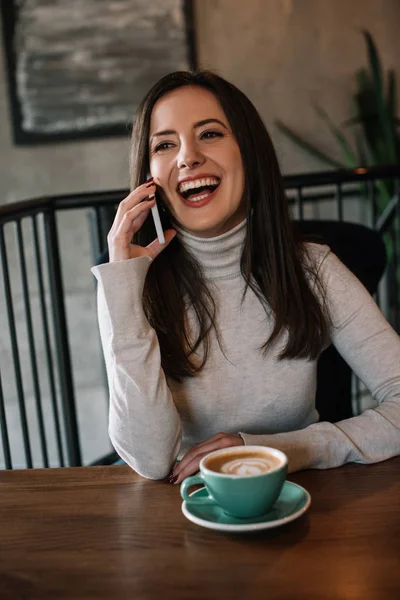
[146, 175, 165, 245]
[150, 200, 165, 245]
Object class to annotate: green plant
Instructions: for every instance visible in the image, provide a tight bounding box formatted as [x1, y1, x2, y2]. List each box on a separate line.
[276, 29, 399, 263]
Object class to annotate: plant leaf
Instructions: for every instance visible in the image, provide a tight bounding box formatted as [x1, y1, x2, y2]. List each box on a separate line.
[313, 105, 358, 168]
[387, 69, 396, 123]
[354, 67, 383, 157]
[362, 29, 397, 162]
[354, 130, 370, 166]
[275, 120, 346, 168]
[375, 179, 392, 214]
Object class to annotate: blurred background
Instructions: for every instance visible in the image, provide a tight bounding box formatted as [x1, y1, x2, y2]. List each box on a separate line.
[0, 0, 399, 469]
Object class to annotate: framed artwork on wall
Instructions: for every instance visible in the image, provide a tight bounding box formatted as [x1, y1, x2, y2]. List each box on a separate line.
[1, 0, 196, 145]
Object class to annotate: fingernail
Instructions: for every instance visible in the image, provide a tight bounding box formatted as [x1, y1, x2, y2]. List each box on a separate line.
[148, 193, 155, 199]
[170, 475, 178, 484]
[145, 177, 154, 185]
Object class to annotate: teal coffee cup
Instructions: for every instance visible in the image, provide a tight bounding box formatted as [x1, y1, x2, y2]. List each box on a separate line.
[180, 446, 288, 518]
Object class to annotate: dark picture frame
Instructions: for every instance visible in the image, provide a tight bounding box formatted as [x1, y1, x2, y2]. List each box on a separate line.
[1, 0, 197, 145]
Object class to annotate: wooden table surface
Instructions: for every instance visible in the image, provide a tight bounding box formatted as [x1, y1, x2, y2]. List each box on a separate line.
[1, 458, 399, 600]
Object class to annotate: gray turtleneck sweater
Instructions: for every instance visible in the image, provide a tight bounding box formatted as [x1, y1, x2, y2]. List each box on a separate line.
[91, 220, 400, 479]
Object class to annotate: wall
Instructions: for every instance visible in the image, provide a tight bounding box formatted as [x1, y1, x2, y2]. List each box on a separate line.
[195, 0, 400, 174]
[1, 0, 399, 466]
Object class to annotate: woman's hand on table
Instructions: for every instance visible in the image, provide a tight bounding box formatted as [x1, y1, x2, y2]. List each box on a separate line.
[166, 432, 244, 484]
[108, 179, 176, 262]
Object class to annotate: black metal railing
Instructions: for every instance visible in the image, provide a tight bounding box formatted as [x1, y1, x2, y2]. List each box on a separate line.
[285, 165, 400, 330]
[1, 164, 399, 469]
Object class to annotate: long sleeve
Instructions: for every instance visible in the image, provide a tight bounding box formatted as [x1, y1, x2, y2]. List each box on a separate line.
[91, 258, 182, 479]
[239, 251, 400, 473]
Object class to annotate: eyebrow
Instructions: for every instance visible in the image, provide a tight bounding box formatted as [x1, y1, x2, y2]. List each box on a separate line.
[150, 118, 228, 141]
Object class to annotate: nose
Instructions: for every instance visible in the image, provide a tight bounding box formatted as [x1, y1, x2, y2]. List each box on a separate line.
[176, 139, 205, 170]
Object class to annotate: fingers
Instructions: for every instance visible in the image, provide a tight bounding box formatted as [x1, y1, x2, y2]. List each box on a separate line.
[108, 180, 176, 262]
[117, 196, 156, 239]
[171, 451, 211, 484]
[173, 433, 227, 470]
[176, 436, 226, 473]
[110, 181, 156, 235]
[108, 199, 156, 262]
[118, 181, 156, 216]
[170, 433, 244, 484]
[124, 206, 152, 245]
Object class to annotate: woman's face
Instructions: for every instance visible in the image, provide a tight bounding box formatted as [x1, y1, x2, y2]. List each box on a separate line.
[148, 86, 246, 238]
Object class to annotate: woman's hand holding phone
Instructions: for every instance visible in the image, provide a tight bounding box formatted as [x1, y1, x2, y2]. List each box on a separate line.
[108, 180, 176, 262]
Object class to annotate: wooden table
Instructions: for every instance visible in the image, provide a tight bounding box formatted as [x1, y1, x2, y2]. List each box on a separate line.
[1, 458, 399, 600]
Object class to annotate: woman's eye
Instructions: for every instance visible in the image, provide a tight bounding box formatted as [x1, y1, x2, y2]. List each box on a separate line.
[200, 130, 223, 140]
[154, 141, 174, 152]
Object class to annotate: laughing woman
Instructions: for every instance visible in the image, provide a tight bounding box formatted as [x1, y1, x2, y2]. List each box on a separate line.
[91, 70, 400, 483]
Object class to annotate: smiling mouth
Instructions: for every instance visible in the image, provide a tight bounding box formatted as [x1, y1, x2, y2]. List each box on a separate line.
[178, 181, 221, 202]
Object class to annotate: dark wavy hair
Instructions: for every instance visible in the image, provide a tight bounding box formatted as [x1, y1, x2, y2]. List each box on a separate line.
[130, 70, 329, 381]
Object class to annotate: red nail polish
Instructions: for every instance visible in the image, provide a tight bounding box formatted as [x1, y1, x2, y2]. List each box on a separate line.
[145, 177, 154, 185]
[170, 475, 178, 484]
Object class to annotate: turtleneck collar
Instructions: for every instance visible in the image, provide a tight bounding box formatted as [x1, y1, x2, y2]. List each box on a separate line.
[176, 218, 247, 280]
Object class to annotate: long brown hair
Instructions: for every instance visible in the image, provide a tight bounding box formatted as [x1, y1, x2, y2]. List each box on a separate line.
[131, 70, 329, 381]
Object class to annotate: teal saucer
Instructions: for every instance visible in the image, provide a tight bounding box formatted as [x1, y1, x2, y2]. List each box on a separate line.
[181, 481, 311, 532]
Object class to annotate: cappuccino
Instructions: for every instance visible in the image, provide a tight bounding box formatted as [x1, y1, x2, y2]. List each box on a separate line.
[181, 445, 288, 518]
[205, 450, 282, 476]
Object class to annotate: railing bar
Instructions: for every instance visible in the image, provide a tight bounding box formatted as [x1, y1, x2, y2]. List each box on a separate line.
[392, 230, 399, 332]
[283, 164, 400, 188]
[16, 220, 49, 467]
[287, 186, 360, 205]
[0, 371, 13, 469]
[396, 179, 400, 258]
[0, 224, 33, 468]
[389, 183, 399, 332]
[369, 180, 378, 229]
[89, 207, 111, 399]
[336, 184, 343, 221]
[94, 207, 104, 257]
[385, 227, 395, 328]
[368, 180, 381, 304]
[396, 179, 400, 332]
[32, 215, 65, 466]
[297, 187, 304, 220]
[43, 210, 82, 466]
[375, 195, 399, 233]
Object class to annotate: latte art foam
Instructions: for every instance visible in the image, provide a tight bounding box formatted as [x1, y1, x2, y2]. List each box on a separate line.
[221, 457, 278, 476]
[205, 450, 282, 476]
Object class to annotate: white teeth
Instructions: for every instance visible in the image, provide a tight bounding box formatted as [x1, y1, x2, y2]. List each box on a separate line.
[178, 177, 220, 194]
[186, 193, 209, 202]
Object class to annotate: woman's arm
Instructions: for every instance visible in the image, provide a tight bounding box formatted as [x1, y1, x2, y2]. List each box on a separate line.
[92, 257, 182, 479]
[239, 250, 400, 472]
